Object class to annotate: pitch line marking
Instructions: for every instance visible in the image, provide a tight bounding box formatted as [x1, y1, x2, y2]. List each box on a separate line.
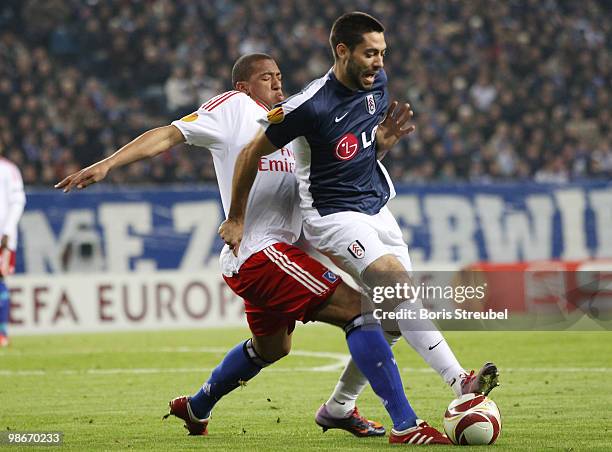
[0, 348, 350, 376]
[0, 346, 350, 372]
[2, 346, 611, 375]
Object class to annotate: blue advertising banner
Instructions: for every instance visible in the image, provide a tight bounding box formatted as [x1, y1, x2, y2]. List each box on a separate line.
[16, 182, 612, 274]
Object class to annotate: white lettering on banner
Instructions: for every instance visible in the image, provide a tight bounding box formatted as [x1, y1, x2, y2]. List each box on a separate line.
[476, 195, 553, 261]
[16, 187, 612, 272]
[589, 190, 612, 258]
[173, 201, 221, 269]
[387, 196, 424, 262]
[99, 203, 156, 272]
[20, 210, 100, 273]
[20, 211, 61, 273]
[555, 189, 589, 260]
[424, 196, 478, 262]
[9, 285, 80, 326]
[8, 270, 244, 335]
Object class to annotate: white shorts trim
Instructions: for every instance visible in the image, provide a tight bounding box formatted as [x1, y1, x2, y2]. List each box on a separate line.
[262, 246, 327, 295]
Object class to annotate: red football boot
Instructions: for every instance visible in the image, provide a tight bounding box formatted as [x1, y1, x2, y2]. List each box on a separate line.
[163, 396, 209, 435]
[460, 362, 500, 396]
[389, 420, 451, 445]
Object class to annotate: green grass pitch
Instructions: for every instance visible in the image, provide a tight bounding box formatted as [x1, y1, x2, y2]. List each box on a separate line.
[1, 325, 611, 451]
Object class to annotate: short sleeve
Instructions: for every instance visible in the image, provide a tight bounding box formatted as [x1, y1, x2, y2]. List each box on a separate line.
[262, 100, 316, 149]
[171, 91, 245, 149]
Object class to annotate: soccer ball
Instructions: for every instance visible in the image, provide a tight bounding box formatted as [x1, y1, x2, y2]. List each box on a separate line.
[443, 393, 501, 445]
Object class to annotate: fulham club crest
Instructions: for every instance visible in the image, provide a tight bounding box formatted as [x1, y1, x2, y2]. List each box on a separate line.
[348, 240, 366, 259]
[365, 94, 376, 115]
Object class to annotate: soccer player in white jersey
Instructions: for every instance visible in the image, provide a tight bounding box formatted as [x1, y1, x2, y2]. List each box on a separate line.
[220, 13, 499, 444]
[0, 156, 26, 347]
[57, 54, 452, 444]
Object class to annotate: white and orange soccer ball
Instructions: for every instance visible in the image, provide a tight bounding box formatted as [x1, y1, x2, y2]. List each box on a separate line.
[443, 393, 502, 445]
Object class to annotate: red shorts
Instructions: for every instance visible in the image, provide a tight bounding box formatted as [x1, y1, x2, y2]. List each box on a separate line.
[223, 243, 342, 336]
[0, 249, 16, 276]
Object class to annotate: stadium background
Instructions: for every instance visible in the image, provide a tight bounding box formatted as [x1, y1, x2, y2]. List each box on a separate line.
[1, 0, 609, 332]
[1, 1, 611, 450]
[1, 0, 610, 186]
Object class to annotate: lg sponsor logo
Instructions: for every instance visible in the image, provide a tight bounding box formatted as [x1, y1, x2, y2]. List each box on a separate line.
[334, 125, 379, 161]
[335, 133, 359, 160]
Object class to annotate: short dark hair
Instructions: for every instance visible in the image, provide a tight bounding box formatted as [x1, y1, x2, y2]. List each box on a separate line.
[329, 12, 385, 60]
[231, 53, 274, 87]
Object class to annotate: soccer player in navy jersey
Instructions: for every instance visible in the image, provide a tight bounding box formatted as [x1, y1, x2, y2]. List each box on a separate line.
[220, 11, 499, 443]
[58, 52, 452, 444]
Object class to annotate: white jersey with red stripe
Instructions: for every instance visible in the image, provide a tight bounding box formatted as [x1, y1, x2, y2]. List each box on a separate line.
[171, 91, 301, 275]
[0, 157, 26, 251]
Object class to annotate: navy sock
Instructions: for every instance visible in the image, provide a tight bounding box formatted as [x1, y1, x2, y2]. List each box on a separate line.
[0, 280, 8, 336]
[345, 320, 417, 431]
[189, 339, 266, 419]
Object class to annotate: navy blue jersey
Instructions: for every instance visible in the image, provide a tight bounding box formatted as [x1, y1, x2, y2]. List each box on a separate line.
[263, 69, 395, 217]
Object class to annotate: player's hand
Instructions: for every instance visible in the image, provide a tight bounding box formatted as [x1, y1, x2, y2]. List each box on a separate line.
[218, 218, 244, 257]
[54, 161, 111, 193]
[376, 101, 416, 151]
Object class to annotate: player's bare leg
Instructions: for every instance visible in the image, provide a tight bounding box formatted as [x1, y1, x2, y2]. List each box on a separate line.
[252, 328, 292, 363]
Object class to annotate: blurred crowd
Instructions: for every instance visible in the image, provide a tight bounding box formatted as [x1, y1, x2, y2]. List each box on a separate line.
[0, 0, 610, 186]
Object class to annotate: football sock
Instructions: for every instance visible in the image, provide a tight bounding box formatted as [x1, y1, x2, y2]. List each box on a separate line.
[325, 330, 400, 418]
[344, 315, 417, 431]
[0, 280, 9, 336]
[324, 359, 365, 418]
[396, 300, 465, 396]
[189, 338, 268, 420]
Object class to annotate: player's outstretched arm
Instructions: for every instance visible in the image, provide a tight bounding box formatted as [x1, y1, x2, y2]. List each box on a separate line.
[218, 130, 277, 251]
[376, 101, 415, 159]
[55, 125, 185, 192]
